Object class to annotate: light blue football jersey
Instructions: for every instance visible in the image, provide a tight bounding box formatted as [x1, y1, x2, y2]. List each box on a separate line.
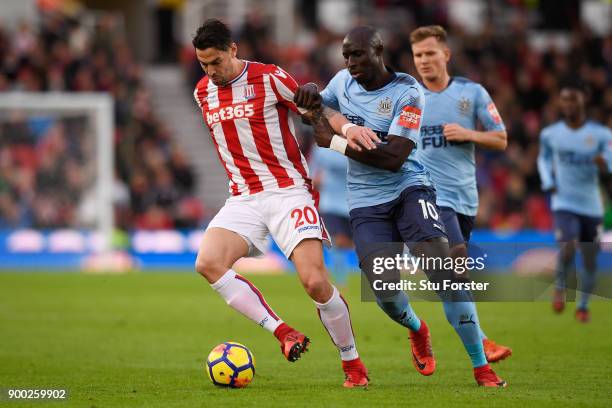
[320, 69, 432, 210]
[309, 146, 349, 216]
[537, 120, 612, 217]
[416, 77, 506, 216]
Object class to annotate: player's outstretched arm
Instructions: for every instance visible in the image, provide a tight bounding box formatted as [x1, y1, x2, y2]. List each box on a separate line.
[306, 109, 413, 172]
[322, 107, 381, 151]
[294, 83, 380, 151]
[344, 134, 414, 172]
[443, 124, 507, 150]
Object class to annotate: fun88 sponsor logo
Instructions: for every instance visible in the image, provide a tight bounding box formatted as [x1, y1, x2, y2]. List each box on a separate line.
[421, 125, 444, 136]
[420, 125, 445, 149]
[421, 125, 469, 149]
[206, 104, 254, 126]
[558, 150, 594, 166]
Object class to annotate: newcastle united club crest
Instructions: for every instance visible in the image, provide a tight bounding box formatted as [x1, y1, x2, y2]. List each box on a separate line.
[377, 97, 393, 117]
[458, 97, 471, 115]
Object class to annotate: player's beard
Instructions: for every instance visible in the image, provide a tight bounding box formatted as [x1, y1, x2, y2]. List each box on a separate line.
[211, 76, 227, 86]
[212, 67, 235, 87]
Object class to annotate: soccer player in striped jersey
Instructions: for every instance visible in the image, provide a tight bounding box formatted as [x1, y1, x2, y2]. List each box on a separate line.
[191, 19, 370, 387]
[537, 81, 612, 322]
[410, 25, 512, 362]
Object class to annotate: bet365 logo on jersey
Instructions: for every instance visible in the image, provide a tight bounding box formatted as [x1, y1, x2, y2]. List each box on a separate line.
[206, 104, 254, 126]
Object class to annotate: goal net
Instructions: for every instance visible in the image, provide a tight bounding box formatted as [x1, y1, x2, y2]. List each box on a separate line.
[0, 92, 114, 255]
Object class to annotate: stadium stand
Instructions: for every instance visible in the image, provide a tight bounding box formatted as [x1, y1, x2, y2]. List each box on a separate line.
[182, 7, 612, 232]
[0, 7, 205, 230]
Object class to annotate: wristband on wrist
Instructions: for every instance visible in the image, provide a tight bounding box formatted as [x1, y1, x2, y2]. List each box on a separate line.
[341, 123, 357, 137]
[330, 135, 348, 154]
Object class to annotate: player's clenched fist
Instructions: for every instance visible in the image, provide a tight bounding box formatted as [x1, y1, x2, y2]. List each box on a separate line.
[443, 123, 473, 143]
[294, 83, 322, 110]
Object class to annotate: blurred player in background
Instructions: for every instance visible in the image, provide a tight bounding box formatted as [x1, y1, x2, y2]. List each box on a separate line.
[295, 26, 506, 387]
[410, 25, 512, 362]
[308, 147, 352, 288]
[191, 19, 371, 387]
[537, 81, 612, 323]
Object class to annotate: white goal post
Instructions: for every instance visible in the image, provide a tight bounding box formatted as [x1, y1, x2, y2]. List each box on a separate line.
[0, 92, 114, 251]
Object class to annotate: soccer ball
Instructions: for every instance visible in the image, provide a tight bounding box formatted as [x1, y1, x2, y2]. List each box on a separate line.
[206, 342, 256, 388]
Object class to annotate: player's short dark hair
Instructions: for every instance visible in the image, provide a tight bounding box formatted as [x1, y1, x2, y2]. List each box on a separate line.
[192, 19, 233, 51]
[559, 77, 587, 94]
[410, 25, 448, 45]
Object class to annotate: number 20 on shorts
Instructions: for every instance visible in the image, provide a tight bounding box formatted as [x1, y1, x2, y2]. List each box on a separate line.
[291, 206, 319, 228]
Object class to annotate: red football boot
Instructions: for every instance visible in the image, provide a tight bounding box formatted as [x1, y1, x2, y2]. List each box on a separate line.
[274, 323, 310, 362]
[575, 308, 590, 323]
[552, 288, 565, 314]
[474, 364, 507, 387]
[483, 338, 512, 363]
[342, 358, 369, 388]
[409, 320, 436, 376]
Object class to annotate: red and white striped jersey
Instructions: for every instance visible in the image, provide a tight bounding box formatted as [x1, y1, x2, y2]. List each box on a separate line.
[194, 61, 312, 196]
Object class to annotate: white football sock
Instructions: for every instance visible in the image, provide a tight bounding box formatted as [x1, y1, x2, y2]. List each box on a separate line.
[316, 286, 359, 361]
[211, 269, 282, 333]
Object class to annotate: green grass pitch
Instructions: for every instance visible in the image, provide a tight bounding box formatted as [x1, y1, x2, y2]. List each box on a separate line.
[1, 272, 611, 407]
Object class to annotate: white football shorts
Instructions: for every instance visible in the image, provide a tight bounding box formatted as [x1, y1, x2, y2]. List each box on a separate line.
[207, 187, 331, 258]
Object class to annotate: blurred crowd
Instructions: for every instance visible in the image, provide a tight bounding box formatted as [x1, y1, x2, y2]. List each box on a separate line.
[183, 5, 612, 231]
[0, 8, 204, 230]
[2, 2, 612, 233]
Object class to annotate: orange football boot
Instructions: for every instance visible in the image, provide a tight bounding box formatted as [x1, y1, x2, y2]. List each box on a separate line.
[409, 320, 436, 376]
[474, 364, 507, 387]
[483, 338, 512, 363]
[342, 358, 369, 388]
[274, 323, 310, 362]
[552, 288, 565, 313]
[575, 308, 590, 323]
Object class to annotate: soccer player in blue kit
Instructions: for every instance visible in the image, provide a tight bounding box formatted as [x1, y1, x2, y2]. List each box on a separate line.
[537, 81, 612, 323]
[410, 25, 512, 362]
[294, 26, 506, 387]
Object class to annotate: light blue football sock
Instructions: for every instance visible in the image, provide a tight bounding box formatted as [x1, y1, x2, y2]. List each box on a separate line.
[578, 267, 596, 310]
[478, 324, 487, 340]
[442, 299, 487, 368]
[376, 291, 421, 332]
[555, 253, 574, 290]
[578, 243, 599, 311]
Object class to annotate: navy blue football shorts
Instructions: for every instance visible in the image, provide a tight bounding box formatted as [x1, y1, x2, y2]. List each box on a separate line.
[553, 210, 602, 243]
[439, 206, 475, 247]
[349, 186, 447, 266]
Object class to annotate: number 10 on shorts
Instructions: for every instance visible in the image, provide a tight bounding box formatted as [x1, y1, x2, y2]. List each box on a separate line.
[418, 199, 439, 220]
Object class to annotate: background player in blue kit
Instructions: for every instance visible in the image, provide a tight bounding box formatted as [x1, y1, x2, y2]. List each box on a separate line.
[294, 26, 506, 387]
[537, 81, 612, 323]
[309, 147, 352, 287]
[410, 25, 512, 362]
